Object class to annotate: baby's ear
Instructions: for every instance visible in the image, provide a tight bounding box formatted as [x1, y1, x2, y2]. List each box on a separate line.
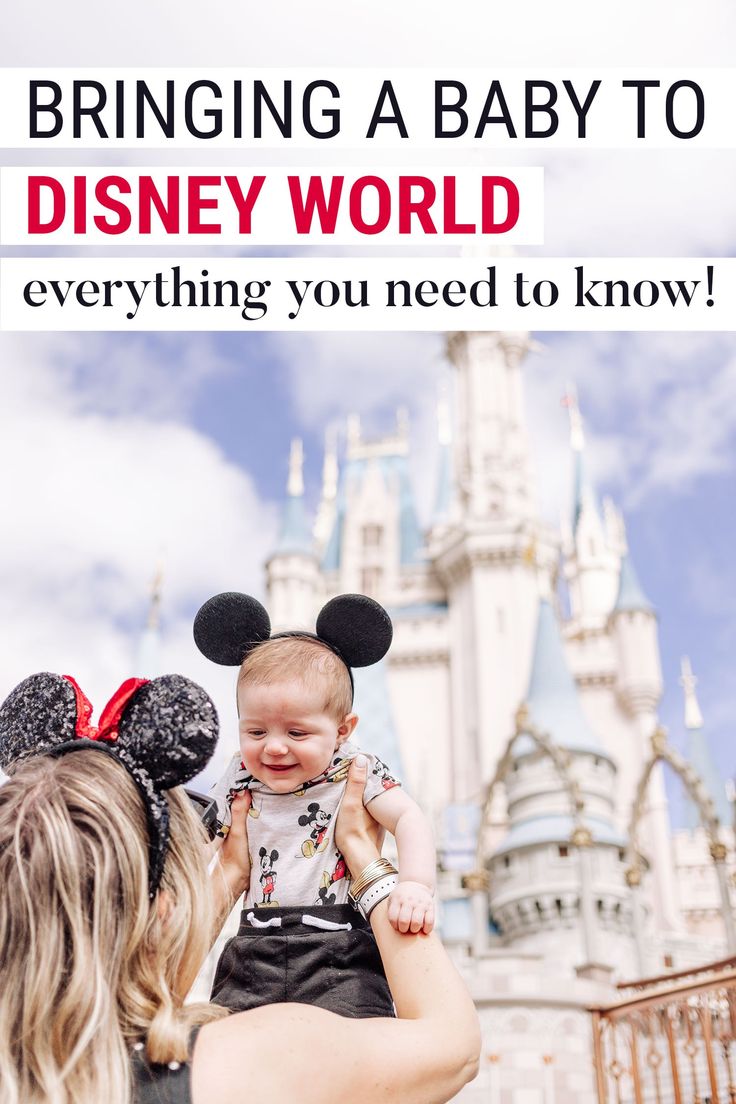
[336, 713, 358, 744]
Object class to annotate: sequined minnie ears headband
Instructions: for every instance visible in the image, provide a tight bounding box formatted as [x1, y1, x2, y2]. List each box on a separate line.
[193, 592, 393, 700]
[0, 672, 218, 897]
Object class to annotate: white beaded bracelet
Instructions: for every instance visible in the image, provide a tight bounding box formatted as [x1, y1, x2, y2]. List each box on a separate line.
[350, 873, 398, 920]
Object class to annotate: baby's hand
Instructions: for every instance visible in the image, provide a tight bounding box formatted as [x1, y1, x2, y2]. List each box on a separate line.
[387, 880, 435, 934]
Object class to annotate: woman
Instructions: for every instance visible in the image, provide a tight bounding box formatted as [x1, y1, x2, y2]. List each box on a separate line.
[0, 698, 480, 1104]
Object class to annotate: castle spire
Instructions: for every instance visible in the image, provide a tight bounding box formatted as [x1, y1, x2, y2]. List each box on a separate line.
[566, 382, 585, 454]
[287, 436, 304, 498]
[680, 655, 704, 730]
[432, 385, 453, 525]
[314, 426, 339, 554]
[136, 564, 164, 677]
[680, 656, 730, 828]
[563, 384, 600, 535]
[562, 387, 619, 625]
[614, 550, 655, 614]
[267, 439, 319, 631]
[273, 438, 313, 556]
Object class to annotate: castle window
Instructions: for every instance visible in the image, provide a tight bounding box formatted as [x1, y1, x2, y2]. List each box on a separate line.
[361, 566, 383, 599]
[363, 524, 383, 549]
[558, 845, 569, 858]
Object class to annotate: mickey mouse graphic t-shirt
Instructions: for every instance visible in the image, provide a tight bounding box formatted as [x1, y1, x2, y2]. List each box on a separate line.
[208, 741, 400, 909]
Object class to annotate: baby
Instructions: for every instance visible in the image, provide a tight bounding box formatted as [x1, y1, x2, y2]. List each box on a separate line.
[196, 591, 436, 1019]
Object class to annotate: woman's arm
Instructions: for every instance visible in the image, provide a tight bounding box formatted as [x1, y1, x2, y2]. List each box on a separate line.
[334, 756, 480, 1096]
[194, 758, 481, 1104]
[207, 790, 251, 935]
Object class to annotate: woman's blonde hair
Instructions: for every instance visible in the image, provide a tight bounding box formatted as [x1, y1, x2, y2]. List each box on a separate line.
[0, 748, 228, 1104]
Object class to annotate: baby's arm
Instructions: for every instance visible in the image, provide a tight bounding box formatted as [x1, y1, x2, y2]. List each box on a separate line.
[368, 787, 436, 934]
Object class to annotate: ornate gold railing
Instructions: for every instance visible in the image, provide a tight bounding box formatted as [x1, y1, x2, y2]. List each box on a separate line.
[590, 959, 736, 1103]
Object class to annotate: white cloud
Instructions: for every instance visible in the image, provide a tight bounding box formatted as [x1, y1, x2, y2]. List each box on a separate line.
[535, 150, 736, 256]
[273, 331, 444, 428]
[0, 333, 277, 762]
[266, 331, 446, 520]
[253, 328, 736, 539]
[529, 332, 736, 511]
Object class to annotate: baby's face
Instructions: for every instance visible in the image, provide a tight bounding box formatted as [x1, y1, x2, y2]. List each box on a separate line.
[238, 678, 349, 793]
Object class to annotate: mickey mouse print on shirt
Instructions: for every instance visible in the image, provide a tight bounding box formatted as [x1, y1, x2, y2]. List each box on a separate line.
[298, 802, 332, 857]
[209, 740, 400, 910]
[258, 847, 280, 906]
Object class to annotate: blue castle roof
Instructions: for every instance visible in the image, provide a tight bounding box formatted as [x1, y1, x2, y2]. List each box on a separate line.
[322, 453, 424, 572]
[352, 659, 406, 789]
[686, 726, 731, 829]
[513, 599, 612, 760]
[273, 492, 314, 557]
[613, 552, 655, 614]
[493, 813, 626, 855]
[495, 601, 619, 858]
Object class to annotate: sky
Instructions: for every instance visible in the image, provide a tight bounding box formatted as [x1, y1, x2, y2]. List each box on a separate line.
[1, 1, 735, 823]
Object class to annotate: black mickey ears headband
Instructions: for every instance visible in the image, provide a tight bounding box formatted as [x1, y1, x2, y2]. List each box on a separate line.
[193, 592, 393, 701]
[0, 672, 219, 898]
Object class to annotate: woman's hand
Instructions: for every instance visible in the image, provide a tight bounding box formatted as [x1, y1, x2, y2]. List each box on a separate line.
[221, 791, 252, 893]
[209, 791, 251, 929]
[335, 755, 384, 876]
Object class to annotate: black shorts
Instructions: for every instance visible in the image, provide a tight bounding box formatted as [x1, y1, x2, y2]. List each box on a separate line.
[211, 904, 395, 1019]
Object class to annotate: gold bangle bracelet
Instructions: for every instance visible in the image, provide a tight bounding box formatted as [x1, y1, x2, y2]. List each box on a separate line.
[349, 857, 398, 899]
[350, 858, 395, 897]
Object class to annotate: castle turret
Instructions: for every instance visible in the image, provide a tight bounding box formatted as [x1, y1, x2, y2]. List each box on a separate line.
[487, 599, 634, 974]
[266, 438, 320, 632]
[447, 330, 535, 522]
[610, 547, 661, 716]
[431, 331, 559, 798]
[609, 537, 681, 931]
[562, 390, 619, 628]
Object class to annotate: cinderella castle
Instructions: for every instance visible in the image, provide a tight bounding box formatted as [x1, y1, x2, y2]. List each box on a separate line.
[144, 330, 735, 1103]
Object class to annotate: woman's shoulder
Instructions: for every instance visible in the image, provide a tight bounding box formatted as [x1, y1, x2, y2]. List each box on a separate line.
[191, 1005, 352, 1104]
